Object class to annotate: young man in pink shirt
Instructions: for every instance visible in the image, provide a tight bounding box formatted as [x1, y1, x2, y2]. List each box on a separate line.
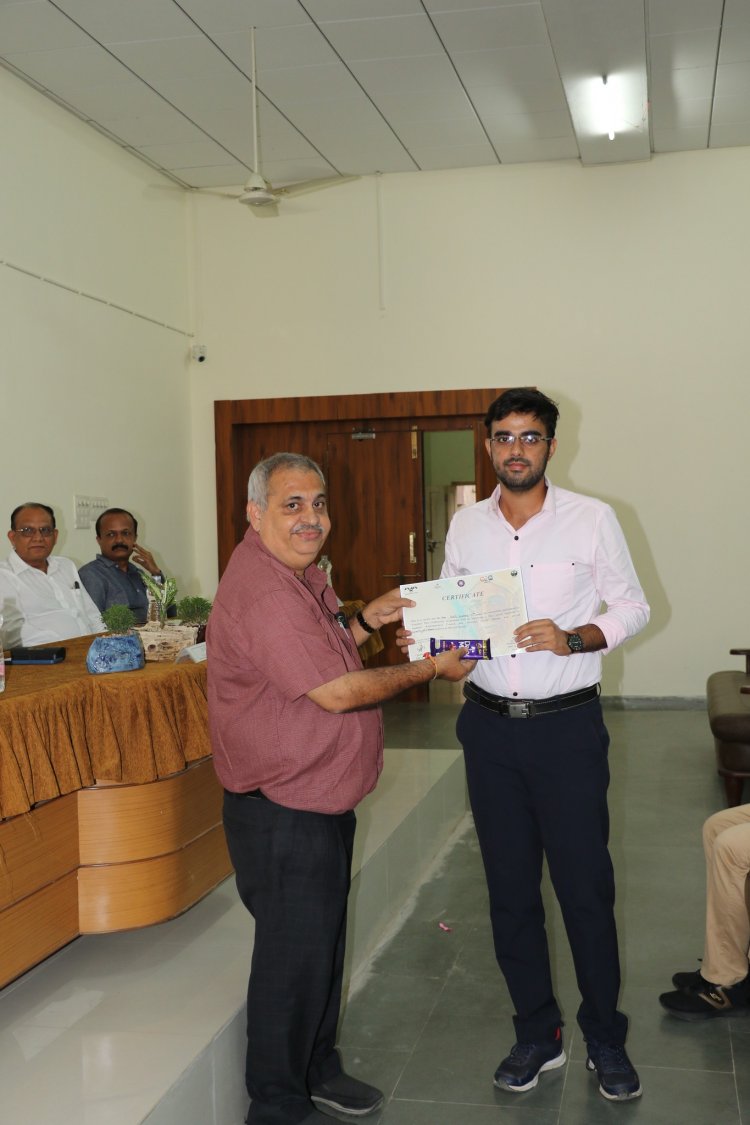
[446, 389, 649, 1102]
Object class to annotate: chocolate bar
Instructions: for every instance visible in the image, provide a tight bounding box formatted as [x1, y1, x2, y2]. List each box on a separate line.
[429, 638, 492, 660]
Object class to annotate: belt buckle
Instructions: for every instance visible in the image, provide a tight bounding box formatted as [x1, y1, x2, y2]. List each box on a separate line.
[507, 700, 532, 719]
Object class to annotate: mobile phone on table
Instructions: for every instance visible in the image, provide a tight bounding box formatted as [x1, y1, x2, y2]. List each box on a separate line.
[8, 647, 66, 664]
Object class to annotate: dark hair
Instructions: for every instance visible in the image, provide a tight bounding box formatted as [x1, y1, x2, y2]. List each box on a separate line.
[10, 502, 56, 530]
[484, 388, 560, 439]
[96, 508, 138, 537]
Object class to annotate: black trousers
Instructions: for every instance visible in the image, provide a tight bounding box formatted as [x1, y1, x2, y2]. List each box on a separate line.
[457, 697, 628, 1046]
[223, 791, 355, 1125]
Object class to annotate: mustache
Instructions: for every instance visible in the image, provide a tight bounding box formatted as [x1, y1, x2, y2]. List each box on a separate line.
[291, 522, 324, 534]
[112, 543, 131, 550]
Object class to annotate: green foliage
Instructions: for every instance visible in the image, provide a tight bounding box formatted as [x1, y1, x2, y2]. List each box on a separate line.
[175, 596, 212, 625]
[141, 572, 178, 627]
[101, 603, 137, 635]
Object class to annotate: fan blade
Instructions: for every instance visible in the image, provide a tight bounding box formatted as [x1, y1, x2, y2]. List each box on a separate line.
[277, 174, 360, 198]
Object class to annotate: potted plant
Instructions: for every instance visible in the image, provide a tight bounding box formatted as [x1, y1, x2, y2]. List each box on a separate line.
[175, 596, 212, 643]
[141, 573, 178, 627]
[86, 604, 145, 674]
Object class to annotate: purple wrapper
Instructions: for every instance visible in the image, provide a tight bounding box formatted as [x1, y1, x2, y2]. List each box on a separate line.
[429, 638, 492, 660]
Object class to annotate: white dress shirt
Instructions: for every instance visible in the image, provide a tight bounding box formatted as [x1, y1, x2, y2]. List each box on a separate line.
[442, 482, 650, 700]
[0, 550, 105, 647]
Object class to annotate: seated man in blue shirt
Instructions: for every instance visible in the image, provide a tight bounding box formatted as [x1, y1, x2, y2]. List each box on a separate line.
[79, 508, 173, 624]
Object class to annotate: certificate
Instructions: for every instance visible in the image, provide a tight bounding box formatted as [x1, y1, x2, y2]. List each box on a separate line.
[400, 569, 528, 660]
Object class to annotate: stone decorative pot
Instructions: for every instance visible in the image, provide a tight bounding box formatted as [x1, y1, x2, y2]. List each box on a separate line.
[86, 632, 145, 675]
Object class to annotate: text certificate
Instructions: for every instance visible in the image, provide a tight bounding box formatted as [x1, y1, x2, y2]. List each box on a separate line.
[400, 569, 528, 661]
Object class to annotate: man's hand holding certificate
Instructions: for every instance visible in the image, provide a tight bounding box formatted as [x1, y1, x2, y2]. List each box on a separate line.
[400, 569, 528, 661]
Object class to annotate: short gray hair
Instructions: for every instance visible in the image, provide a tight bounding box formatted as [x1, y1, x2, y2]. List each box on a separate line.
[247, 453, 326, 511]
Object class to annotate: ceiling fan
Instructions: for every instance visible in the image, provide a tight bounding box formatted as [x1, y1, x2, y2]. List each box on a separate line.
[229, 27, 358, 211]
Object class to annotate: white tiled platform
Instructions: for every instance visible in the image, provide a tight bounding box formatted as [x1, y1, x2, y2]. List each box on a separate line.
[0, 745, 466, 1125]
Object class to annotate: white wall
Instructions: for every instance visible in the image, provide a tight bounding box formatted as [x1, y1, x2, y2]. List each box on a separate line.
[190, 152, 750, 698]
[0, 68, 196, 595]
[5, 57, 747, 698]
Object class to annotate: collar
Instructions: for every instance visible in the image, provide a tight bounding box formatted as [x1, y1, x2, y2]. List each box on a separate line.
[243, 525, 329, 596]
[95, 552, 137, 573]
[8, 548, 59, 576]
[490, 478, 556, 530]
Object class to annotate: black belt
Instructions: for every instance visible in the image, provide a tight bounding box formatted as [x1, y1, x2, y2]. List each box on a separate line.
[463, 680, 600, 718]
[229, 788, 267, 800]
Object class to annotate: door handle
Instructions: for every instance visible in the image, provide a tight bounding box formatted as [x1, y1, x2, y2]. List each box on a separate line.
[409, 531, 417, 565]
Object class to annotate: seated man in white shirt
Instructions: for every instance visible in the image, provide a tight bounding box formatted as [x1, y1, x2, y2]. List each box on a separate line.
[0, 502, 105, 647]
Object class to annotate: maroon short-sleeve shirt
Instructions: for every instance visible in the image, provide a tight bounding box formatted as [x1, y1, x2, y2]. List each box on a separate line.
[207, 527, 383, 814]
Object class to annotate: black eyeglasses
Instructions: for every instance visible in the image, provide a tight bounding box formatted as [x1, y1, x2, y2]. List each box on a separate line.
[489, 433, 552, 447]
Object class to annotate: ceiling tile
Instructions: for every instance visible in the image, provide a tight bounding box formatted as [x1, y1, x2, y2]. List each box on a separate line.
[2, 45, 131, 90]
[710, 119, 750, 144]
[92, 111, 211, 148]
[180, 163, 253, 188]
[375, 88, 477, 120]
[723, 0, 750, 33]
[649, 64, 716, 99]
[715, 59, 750, 97]
[718, 29, 750, 63]
[137, 138, 240, 169]
[410, 142, 498, 170]
[469, 79, 567, 116]
[176, 0, 311, 34]
[47, 75, 176, 119]
[214, 24, 339, 72]
[711, 94, 750, 123]
[495, 136, 580, 162]
[0, 1, 90, 52]
[647, 0, 724, 37]
[306, 0, 423, 17]
[351, 53, 462, 94]
[388, 115, 489, 149]
[318, 14, 442, 60]
[54, 0, 195, 44]
[257, 62, 362, 101]
[452, 45, 562, 89]
[648, 28, 721, 70]
[432, 5, 549, 52]
[650, 95, 712, 130]
[483, 109, 575, 143]
[652, 125, 709, 150]
[424, 0, 532, 10]
[110, 36, 236, 86]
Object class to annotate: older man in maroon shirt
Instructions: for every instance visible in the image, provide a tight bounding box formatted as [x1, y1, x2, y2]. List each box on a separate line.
[208, 452, 472, 1125]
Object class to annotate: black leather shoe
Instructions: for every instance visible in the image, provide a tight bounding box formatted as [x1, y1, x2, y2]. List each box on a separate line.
[310, 1072, 384, 1116]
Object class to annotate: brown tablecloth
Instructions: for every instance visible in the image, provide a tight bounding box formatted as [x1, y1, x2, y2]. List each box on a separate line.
[0, 636, 208, 820]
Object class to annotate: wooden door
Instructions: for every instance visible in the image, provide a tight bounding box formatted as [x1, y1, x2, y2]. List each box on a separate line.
[325, 429, 424, 669]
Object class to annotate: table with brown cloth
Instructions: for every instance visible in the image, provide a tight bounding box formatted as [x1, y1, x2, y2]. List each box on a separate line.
[0, 635, 231, 989]
[0, 634, 208, 821]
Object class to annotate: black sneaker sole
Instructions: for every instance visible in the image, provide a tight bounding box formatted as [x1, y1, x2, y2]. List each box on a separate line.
[311, 1094, 384, 1116]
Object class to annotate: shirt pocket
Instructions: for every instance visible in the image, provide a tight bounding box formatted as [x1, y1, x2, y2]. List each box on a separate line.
[524, 562, 577, 619]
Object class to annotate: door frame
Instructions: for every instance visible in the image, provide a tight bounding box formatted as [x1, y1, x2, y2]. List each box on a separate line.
[214, 388, 504, 574]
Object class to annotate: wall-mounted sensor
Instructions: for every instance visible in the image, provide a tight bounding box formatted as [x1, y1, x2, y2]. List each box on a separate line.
[191, 344, 207, 363]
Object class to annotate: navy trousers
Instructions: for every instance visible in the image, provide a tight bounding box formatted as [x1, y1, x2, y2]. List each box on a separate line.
[457, 697, 628, 1046]
[223, 791, 355, 1125]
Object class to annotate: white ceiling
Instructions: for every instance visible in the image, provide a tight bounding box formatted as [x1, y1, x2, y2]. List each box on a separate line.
[2, 0, 749, 191]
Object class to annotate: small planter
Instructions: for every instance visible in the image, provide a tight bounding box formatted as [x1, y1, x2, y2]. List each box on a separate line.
[135, 623, 198, 662]
[87, 632, 145, 675]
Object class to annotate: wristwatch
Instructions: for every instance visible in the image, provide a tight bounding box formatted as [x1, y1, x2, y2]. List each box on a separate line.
[566, 632, 584, 654]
